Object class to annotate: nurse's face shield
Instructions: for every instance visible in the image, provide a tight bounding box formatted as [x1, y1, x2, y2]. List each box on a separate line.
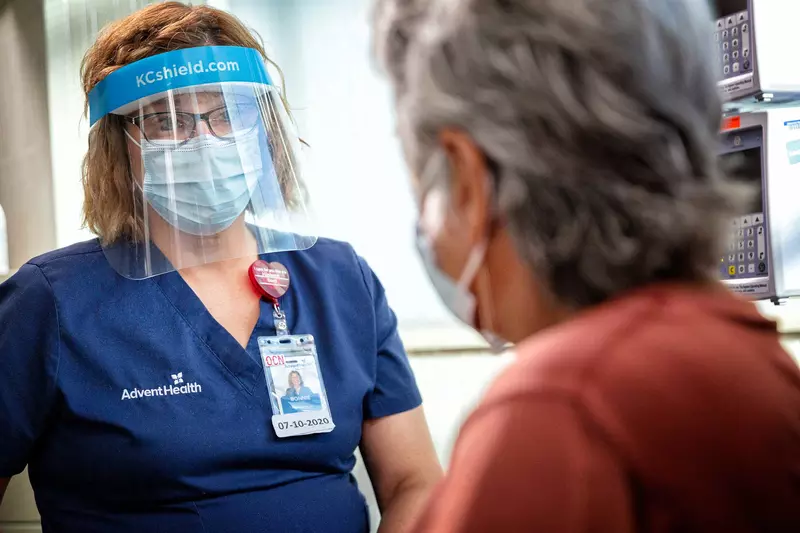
[87, 46, 317, 279]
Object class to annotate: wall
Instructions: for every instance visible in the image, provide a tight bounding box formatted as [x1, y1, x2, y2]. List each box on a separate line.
[0, 0, 57, 275]
[210, 0, 485, 351]
[43, 0, 204, 250]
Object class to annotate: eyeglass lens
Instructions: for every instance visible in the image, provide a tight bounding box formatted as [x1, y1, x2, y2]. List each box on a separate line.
[139, 102, 260, 142]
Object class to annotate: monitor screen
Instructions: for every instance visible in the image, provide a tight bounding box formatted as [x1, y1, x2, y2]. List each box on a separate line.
[714, 0, 748, 18]
[720, 146, 764, 215]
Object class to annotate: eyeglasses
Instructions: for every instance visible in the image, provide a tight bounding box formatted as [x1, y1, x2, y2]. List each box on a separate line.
[125, 103, 261, 145]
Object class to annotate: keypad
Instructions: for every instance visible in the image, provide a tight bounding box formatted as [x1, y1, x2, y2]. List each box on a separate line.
[715, 11, 753, 80]
[720, 213, 768, 281]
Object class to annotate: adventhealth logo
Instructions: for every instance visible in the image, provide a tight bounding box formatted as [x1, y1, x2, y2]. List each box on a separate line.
[135, 59, 240, 88]
[121, 372, 202, 401]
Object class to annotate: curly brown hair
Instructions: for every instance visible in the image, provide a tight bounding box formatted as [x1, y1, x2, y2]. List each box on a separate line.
[80, 1, 298, 244]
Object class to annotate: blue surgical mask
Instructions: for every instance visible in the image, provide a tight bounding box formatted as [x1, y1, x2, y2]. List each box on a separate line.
[415, 184, 509, 354]
[128, 130, 264, 236]
[415, 228, 484, 326]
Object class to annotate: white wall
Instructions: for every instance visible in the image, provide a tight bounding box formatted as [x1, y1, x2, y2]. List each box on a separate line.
[214, 0, 485, 351]
[43, 0, 206, 249]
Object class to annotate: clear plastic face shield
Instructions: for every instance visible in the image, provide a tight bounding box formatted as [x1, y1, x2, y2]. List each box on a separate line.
[88, 46, 316, 279]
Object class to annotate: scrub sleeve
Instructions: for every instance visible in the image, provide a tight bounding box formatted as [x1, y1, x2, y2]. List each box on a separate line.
[0, 264, 60, 478]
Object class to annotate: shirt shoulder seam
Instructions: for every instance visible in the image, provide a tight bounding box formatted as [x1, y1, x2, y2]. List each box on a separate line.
[27, 263, 63, 403]
[28, 248, 104, 269]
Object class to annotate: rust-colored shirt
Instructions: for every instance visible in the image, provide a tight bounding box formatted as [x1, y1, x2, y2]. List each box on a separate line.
[414, 285, 800, 532]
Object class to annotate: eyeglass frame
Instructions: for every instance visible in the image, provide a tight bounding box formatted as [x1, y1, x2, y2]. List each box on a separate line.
[123, 105, 260, 146]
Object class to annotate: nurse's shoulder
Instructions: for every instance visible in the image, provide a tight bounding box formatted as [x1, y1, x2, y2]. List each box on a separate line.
[287, 237, 364, 266]
[12, 238, 111, 290]
[0, 241, 105, 482]
[278, 237, 383, 296]
[1, 238, 110, 304]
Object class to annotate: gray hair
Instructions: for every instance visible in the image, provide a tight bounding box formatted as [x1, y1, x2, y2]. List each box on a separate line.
[373, 0, 749, 309]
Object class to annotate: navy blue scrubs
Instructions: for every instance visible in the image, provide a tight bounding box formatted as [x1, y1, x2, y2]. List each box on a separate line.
[0, 237, 422, 533]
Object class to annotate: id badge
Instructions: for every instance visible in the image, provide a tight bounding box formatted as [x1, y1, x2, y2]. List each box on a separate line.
[258, 334, 336, 438]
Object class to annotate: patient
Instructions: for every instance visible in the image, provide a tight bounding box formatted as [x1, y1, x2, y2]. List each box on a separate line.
[373, 0, 800, 531]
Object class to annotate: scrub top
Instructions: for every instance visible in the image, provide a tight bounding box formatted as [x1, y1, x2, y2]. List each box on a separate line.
[0, 237, 422, 533]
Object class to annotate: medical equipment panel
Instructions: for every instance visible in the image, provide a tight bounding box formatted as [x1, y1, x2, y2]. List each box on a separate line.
[719, 110, 800, 301]
[714, 0, 800, 104]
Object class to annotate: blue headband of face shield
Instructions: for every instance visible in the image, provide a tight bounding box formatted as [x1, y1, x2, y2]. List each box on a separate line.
[88, 46, 286, 236]
[87, 45, 273, 126]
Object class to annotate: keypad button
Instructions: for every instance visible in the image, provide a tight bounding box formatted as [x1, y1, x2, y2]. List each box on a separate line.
[726, 17, 735, 26]
[743, 60, 751, 70]
[732, 38, 739, 48]
[738, 241, 745, 250]
[757, 226, 763, 235]
[738, 12, 747, 23]
[733, 62, 740, 73]
[746, 227, 753, 236]
[748, 264, 755, 273]
[737, 229, 744, 237]
[738, 252, 745, 262]
[748, 252, 755, 261]
[732, 51, 739, 60]
[747, 239, 754, 249]
[758, 262, 766, 273]
[715, 32, 720, 42]
[758, 251, 765, 260]
[728, 265, 736, 276]
[723, 42, 730, 50]
[729, 254, 736, 262]
[722, 30, 729, 39]
[742, 23, 749, 33]
[743, 48, 750, 58]
[724, 65, 730, 75]
[732, 27, 739, 37]
[717, 19, 725, 30]
[738, 265, 745, 274]
[724, 53, 730, 63]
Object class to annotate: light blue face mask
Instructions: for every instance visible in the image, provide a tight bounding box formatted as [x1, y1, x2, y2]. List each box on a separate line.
[128, 129, 264, 236]
[415, 181, 509, 354]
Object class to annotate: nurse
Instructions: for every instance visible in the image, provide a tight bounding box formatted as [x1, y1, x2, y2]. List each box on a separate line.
[373, 0, 800, 531]
[0, 3, 441, 532]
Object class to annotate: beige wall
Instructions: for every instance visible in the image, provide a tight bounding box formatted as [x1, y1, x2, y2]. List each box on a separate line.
[0, 0, 51, 522]
[0, 0, 56, 272]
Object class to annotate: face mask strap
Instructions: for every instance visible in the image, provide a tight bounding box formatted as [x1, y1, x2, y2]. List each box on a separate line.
[456, 238, 487, 290]
[124, 128, 142, 148]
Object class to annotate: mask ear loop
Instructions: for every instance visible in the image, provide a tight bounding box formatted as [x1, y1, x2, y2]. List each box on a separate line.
[124, 128, 142, 148]
[472, 157, 509, 352]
